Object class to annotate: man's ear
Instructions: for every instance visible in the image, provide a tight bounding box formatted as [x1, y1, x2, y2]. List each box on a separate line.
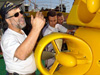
[5, 19, 11, 25]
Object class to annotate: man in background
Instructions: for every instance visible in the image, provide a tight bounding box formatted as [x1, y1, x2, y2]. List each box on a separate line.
[42, 11, 70, 69]
[57, 13, 64, 25]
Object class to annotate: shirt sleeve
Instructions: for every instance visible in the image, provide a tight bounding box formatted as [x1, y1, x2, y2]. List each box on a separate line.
[1, 35, 20, 61]
[56, 24, 68, 33]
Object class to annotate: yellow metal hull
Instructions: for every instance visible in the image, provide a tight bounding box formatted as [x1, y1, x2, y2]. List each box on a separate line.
[74, 27, 100, 75]
[34, 0, 100, 74]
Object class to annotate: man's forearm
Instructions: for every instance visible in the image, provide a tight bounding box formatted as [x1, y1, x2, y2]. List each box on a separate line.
[15, 28, 41, 60]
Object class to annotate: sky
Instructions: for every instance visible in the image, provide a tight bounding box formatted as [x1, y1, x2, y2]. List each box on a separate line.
[24, 0, 74, 13]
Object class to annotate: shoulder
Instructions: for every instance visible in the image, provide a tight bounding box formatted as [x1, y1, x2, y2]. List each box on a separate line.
[1, 30, 17, 42]
[55, 24, 64, 28]
[56, 24, 61, 26]
[43, 26, 52, 36]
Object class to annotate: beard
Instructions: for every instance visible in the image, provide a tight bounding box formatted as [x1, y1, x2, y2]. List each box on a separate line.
[18, 17, 26, 29]
[13, 17, 26, 29]
[17, 22, 26, 29]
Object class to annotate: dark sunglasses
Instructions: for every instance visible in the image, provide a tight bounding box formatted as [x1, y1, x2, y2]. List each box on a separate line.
[7, 11, 24, 18]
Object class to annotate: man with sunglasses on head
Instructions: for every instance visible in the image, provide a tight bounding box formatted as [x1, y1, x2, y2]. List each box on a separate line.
[0, 1, 45, 75]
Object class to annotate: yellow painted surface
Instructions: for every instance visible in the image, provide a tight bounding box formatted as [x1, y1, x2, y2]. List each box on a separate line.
[23, 11, 68, 18]
[35, 33, 92, 75]
[66, 0, 100, 74]
[74, 27, 100, 75]
[35, 0, 100, 75]
[67, 0, 100, 28]
[87, 0, 100, 13]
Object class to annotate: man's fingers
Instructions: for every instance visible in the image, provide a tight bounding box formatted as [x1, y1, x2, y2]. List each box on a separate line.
[36, 12, 44, 19]
[41, 12, 44, 19]
[39, 12, 43, 17]
[31, 15, 33, 20]
[36, 12, 39, 17]
[43, 18, 46, 22]
[31, 15, 34, 23]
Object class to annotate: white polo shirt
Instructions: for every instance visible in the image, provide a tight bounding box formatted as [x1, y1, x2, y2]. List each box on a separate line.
[42, 24, 67, 51]
[42, 24, 67, 36]
[1, 28, 36, 74]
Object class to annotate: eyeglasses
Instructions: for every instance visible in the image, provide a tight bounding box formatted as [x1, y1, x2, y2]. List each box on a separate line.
[7, 11, 24, 18]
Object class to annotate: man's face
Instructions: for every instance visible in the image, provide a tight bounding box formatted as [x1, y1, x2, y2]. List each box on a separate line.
[57, 15, 64, 25]
[7, 8, 26, 29]
[48, 16, 57, 27]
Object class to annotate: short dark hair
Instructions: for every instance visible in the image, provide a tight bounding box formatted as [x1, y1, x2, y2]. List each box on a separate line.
[47, 11, 57, 19]
[57, 13, 63, 17]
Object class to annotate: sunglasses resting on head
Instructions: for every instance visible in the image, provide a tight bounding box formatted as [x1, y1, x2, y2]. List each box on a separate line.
[6, 10, 24, 19]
